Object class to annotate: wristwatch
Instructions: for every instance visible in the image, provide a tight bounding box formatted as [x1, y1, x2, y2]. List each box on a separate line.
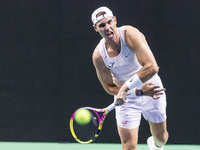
[136, 88, 143, 96]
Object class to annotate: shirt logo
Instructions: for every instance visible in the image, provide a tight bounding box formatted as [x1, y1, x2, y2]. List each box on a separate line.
[107, 63, 114, 68]
[125, 53, 130, 58]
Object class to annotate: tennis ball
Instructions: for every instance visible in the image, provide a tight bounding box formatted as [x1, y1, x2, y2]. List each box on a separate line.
[74, 109, 91, 125]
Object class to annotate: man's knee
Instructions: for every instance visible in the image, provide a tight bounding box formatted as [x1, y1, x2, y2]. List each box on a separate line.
[118, 125, 139, 150]
[120, 135, 137, 150]
[155, 131, 169, 144]
[122, 142, 137, 150]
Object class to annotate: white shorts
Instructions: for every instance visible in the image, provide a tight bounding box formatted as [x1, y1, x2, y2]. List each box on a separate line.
[115, 74, 167, 129]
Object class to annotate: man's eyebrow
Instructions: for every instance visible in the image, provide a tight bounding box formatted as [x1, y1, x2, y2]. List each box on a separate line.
[99, 19, 113, 26]
[99, 22, 105, 26]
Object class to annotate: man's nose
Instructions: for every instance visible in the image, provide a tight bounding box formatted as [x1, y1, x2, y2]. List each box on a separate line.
[105, 23, 110, 30]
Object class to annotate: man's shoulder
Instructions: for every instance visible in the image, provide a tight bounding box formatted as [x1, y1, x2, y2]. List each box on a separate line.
[92, 44, 101, 60]
[123, 25, 142, 42]
[123, 25, 145, 49]
[124, 25, 140, 34]
[92, 44, 105, 67]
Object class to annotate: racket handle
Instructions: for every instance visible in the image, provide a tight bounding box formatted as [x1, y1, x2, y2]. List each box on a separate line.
[106, 102, 117, 112]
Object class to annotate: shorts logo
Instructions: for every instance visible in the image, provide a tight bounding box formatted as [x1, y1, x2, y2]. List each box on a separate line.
[122, 121, 128, 125]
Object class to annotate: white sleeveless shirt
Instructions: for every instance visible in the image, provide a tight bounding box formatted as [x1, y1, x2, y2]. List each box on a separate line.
[98, 26, 142, 86]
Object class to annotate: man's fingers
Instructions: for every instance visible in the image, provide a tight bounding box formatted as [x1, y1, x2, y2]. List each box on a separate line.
[153, 88, 166, 93]
[154, 92, 164, 95]
[153, 85, 160, 89]
[153, 95, 160, 99]
[152, 90, 166, 99]
[116, 98, 126, 106]
[147, 82, 155, 86]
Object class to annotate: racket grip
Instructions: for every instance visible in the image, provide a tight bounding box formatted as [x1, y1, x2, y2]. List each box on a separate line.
[106, 103, 116, 112]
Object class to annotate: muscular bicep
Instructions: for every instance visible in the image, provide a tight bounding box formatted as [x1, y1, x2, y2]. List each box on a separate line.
[92, 48, 120, 95]
[125, 26, 156, 65]
[135, 40, 157, 67]
[125, 26, 159, 82]
[96, 66, 115, 90]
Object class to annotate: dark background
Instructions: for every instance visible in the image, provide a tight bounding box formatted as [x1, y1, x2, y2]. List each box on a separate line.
[0, 0, 199, 144]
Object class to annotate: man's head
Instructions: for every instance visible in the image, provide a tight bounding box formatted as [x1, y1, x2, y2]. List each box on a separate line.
[91, 6, 114, 25]
[91, 6, 118, 41]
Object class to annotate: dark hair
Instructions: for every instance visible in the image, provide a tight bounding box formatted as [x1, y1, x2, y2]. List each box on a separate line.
[96, 11, 106, 18]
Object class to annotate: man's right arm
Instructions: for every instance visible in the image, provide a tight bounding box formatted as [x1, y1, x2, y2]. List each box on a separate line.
[92, 46, 121, 96]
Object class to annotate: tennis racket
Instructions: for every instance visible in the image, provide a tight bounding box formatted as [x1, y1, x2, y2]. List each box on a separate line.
[69, 102, 117, 144]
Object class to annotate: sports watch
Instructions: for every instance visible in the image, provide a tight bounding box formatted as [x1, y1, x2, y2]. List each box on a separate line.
[136, 88, 143, 96]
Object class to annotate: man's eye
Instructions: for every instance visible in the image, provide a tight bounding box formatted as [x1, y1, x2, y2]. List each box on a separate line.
[99, 24, 105, 27]
[108, 20, 112, 24]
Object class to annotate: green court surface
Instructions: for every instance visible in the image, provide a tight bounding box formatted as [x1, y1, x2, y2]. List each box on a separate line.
[0, 142, 199, 150]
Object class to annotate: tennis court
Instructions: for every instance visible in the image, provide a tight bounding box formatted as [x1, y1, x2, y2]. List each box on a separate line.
[0, 142, 199, 150]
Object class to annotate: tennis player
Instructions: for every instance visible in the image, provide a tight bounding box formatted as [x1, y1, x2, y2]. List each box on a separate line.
[91, 7, 168, 150]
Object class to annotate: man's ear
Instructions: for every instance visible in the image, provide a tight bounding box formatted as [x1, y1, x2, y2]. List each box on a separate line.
[93, 25, 98, 32]
[114, 16, 117, 25]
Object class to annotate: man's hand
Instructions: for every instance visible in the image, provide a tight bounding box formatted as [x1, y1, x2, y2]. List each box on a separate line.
[115, 82, 166, 106]
[115, 84, 129, 106]
[141, 82, 166, 99]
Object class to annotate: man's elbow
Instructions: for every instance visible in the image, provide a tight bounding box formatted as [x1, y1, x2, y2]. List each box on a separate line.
[152, 64, 159, 74]
[104, 85, 117, 96]
[147, 63, 159, 75]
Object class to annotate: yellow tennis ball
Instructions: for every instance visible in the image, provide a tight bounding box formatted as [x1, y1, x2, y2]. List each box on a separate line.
[74, 109, 91, 125]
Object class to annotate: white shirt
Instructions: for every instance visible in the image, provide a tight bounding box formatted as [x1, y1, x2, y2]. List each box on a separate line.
[98, 26, 142, 86]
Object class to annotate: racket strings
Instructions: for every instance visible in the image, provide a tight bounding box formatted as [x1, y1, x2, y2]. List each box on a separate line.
[73, 109, 100, 142]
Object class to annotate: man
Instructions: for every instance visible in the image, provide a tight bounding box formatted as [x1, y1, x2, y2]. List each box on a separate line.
[91, 6, 168, 150]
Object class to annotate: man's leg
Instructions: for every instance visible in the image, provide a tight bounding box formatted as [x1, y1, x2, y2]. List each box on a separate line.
[117, 125, 139, 150]
[148, 120, 169, 148]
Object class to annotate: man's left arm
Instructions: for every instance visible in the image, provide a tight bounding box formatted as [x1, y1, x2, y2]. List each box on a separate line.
[125, 25, 159, 83]
[116, 25, 159, 102]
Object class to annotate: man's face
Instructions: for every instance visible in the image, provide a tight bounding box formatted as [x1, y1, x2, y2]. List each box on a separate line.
[93, 16, 117, 41]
